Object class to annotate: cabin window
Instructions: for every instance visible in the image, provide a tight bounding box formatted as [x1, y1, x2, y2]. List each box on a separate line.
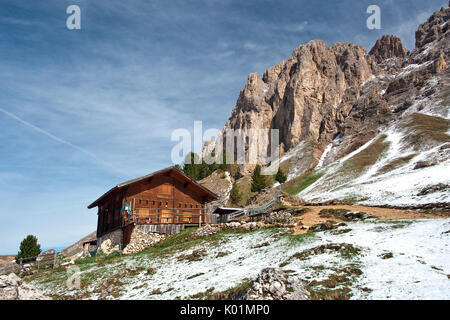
[152, 201, 155, 206]
[159, 201, 162, 207]
[139, 199, 142, 205]
[165, 201, 168, 208]
[185, 203, 188, 208]
[179, 203, 182, 208]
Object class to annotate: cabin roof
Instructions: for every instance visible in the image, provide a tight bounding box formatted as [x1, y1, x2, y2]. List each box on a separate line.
[87, 166, 218, 209]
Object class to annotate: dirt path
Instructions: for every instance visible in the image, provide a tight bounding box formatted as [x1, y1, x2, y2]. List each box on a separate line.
[293, 205, 450, 235]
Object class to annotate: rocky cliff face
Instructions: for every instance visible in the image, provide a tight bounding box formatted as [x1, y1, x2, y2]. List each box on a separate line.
[204, 5, 449, 207]
[212, 39, 379, 174]
[205, 5, 449, 182]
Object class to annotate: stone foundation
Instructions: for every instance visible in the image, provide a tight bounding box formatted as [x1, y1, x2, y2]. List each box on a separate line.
[122, 227, 166, 254]
[98, 229, 123, 249]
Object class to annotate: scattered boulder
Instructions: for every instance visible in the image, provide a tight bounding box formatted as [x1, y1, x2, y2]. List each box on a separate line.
[177, 249, 207, 262]
[265, 211, 296, 227]
[413, 160, 436, 170]
[417, 183, 449, 196]
[246, 268, 310, 300]
[309, 221, 346, 232]
[0, 273, 49, 300]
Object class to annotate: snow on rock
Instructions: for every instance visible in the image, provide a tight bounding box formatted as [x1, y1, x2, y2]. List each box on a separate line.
[315, 143, 332, 169]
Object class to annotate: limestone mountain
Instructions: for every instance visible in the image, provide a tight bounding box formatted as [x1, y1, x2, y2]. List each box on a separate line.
[204, 5, 449, 207]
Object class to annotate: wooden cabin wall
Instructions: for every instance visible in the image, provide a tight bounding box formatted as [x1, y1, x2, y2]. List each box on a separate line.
[96, 190, 125, 238]
[122, 175, 205, 212]
[96, 174, 211, 238]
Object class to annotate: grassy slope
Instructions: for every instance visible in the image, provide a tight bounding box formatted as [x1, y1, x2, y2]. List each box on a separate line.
[402, 113, 450, 150]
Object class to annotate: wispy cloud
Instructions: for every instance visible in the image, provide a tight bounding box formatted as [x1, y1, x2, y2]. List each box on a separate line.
[0, 107, 122, 174]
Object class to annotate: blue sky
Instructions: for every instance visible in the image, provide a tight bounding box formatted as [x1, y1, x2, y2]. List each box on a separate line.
[0, 0, 446, 254]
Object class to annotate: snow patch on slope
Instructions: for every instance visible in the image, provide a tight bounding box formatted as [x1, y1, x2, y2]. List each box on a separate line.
[298, 124, 450, 206]
[32, 219, 450, 300]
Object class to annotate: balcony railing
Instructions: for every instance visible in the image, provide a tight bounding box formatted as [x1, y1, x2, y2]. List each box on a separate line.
[122, 208, 205, 226]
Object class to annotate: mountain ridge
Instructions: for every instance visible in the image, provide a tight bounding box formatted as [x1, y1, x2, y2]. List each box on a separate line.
[203, 5, 449, 207]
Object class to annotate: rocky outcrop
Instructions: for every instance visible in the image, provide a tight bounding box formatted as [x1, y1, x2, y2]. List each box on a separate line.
[210, 39, 378, 174]
[0, 273, 49, 300]
[246, 268, 310, 300]
[369, 35, 408, 63]
[415, 6, 449, 49]
[199, 170, 233, 213]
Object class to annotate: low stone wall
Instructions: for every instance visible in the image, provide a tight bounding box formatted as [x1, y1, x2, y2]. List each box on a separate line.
[122, 228, 166, 254]
[98, 229, 122, 248]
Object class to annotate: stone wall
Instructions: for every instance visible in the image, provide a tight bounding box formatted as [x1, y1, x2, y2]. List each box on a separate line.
[98, 228, 123, 248]
[122, 227, 166, 254]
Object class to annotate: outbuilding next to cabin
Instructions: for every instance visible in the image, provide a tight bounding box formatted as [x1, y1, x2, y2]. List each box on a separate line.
[87, 166, 218, 249]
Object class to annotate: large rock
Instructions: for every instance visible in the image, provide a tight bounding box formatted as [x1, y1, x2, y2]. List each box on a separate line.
[0, 273, 49, 300]
[246, 268, 310, 300]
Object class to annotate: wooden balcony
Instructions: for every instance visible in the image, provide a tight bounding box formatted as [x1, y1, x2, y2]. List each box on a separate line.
[122, 208, 206, 226]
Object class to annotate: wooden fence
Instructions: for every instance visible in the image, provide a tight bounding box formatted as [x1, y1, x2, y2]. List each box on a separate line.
[0, 251, 59, 276]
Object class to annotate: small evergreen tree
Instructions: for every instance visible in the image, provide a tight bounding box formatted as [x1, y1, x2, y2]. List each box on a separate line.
[274, 167, 287, 184]
[15, 235, 41, 264]
[230, 182, 242, 205]
[250, 165, 267, 192]
[182, 152, 202, 180]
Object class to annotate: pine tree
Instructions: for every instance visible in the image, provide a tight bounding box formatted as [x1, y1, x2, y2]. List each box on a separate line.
[230, 182, 242, 205]
[182, 152, 201, 180]
[15, 235, 41, 263]
[275, 167, 287, 184]
[251, 165, 267, 192]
